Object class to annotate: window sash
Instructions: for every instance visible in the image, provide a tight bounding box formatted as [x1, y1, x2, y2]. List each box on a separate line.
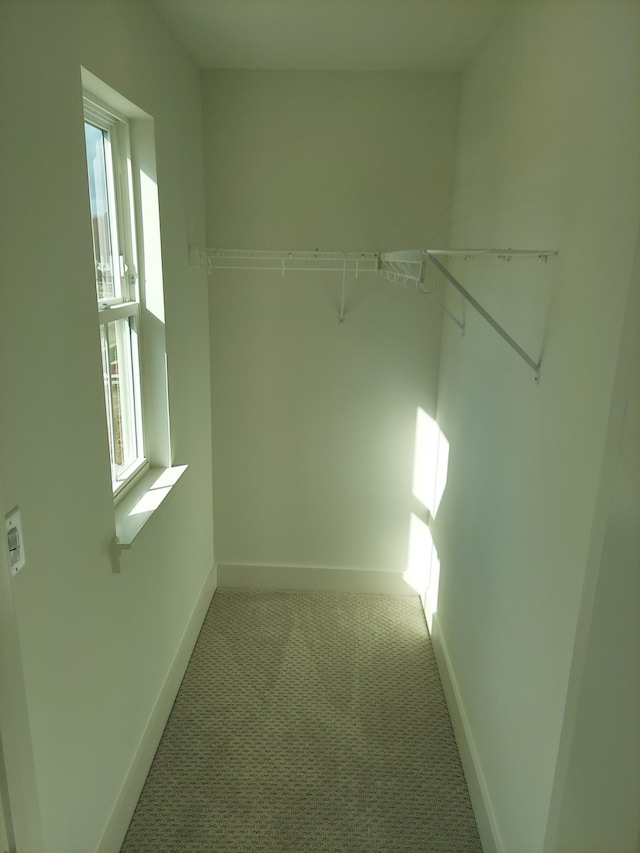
[84, 98, 138, 307]
[99, 317, 145, 492]
[84, 95, 146, 495]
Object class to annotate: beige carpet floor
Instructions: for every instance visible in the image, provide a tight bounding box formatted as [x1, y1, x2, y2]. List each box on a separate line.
[121, 588, 483, 852]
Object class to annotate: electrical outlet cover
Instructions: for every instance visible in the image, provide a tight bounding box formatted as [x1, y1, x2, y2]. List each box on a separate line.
[5, 506, 26, 576]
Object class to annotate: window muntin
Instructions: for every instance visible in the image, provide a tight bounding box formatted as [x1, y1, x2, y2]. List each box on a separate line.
[84, 98, 146, 494]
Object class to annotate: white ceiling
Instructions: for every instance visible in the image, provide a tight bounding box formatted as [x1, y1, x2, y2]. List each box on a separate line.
[150, 0, 509, 72]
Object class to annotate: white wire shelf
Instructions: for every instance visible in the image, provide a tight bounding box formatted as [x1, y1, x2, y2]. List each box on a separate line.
[193, 247, 555, 274]
[423, 248, 557, 260]
[192, 246, 557, 381]
[198, 248, 380, 276]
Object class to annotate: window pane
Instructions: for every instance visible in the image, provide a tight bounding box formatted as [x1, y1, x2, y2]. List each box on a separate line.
[84, 122, 121, 302]
[100, 319, 143, 487]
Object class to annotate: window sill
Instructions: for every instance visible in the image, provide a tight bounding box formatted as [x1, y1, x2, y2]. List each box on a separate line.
[113, 464, 188, 552]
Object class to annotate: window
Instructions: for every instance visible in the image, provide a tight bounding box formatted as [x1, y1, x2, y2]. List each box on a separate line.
[84, 98, 146, 495]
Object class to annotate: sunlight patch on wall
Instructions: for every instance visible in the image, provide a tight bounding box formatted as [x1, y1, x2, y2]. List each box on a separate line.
[424, 542, 440, 633]
[128, 465, 187, 516]
[413, 407, 449, 519]
[403, 513, 441, 632]
[404, 513, 432, 601]
[405, 408, 449, 629]
[139, 168, 165, 323]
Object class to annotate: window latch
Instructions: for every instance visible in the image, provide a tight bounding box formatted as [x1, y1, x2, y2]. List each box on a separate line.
[120, 255, 137, 288]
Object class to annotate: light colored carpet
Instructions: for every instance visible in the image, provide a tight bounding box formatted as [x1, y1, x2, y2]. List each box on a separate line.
[121, 588, 483, 852]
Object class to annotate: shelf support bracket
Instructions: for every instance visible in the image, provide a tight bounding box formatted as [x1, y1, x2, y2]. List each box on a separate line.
[425, 252, 541, 382]
[427, 289, 466, 335]
[339, 254, 347, 323]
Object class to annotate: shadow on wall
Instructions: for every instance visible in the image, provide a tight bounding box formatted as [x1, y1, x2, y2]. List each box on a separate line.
[404, 407, 449, 630]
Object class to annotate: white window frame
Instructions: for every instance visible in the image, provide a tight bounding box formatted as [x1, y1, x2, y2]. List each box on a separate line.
[83, 96, 148, 497]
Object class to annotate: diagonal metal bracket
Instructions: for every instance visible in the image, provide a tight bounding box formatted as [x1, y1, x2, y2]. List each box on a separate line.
[425, 252, 541, 382]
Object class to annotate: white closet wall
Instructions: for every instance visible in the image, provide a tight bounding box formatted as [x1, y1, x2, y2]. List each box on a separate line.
[431, 3, 640, 852]
[0, 4, 213, 851]
[203, 71, 460, 582]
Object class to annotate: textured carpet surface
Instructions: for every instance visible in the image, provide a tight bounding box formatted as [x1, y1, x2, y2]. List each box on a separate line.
[121, 588, 483, 852]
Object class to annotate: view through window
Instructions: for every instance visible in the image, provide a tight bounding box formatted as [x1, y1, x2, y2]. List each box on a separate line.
[84, 98, 145, 493]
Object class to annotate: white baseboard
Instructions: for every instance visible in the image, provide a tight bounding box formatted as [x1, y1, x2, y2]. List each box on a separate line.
[216, 562, 417, 596]
[429, 613, 505, 853]
[96, 564, 217, 853]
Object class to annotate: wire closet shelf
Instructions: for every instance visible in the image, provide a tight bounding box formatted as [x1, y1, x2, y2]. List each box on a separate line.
[195, 246, 558, 382]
